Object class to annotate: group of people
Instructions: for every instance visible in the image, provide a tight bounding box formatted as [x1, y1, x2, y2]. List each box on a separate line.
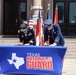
[18, 19, 65, 46]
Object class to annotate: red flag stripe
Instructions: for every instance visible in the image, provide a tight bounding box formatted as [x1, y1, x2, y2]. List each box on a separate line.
[36, 20, 41, 37]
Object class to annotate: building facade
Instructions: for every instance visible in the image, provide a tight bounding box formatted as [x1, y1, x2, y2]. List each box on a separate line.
[0, 0, 76, 36]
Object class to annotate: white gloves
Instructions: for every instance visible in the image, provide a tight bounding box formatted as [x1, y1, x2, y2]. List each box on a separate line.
[44, 42, 57, 46]
[24, 43, 29, 46]
[44, 42, 48, 46]
[50, 43, 57, 46]
[29, 40, 33, 43]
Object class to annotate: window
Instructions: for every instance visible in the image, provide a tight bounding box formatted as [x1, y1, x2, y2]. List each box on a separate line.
[19, 0, 27, 20]
[69, 2, 76, 23]
[56, 2, 64, 23]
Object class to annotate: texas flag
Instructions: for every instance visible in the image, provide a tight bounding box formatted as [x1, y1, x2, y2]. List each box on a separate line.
[39, 19, 44, 46]
[36, 10, 41, 46]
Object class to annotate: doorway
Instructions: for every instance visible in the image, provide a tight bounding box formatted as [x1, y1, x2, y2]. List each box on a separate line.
[54, 0, 76, 36]
[3, 0, 27, 35]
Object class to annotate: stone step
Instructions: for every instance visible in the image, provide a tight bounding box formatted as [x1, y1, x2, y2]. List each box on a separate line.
[0, 38, 20, 46]
[62, 59, 76, 75]
[66, 53, 76, 55]
[65, 43, 76, 45]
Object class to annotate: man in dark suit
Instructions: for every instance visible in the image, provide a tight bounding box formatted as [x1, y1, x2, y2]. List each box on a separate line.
[44, 19, 65, 46]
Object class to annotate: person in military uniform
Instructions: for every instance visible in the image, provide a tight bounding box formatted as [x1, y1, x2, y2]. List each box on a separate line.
[23, 22, 36, 45]
[23, 27, 36, 45]
[18, 21, 36, 46]
[18, 22, 27, 42]
[44, 19, 65, 46]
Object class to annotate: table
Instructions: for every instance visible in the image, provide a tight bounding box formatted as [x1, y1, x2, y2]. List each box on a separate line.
[0, 46, 67, 75]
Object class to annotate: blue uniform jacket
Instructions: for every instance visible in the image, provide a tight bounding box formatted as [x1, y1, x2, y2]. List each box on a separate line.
[44, 24, 65, 46]
[24, 27, 36, 45]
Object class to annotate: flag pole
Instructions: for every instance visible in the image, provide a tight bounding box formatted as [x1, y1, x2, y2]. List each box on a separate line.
[48, 3, 50, 10]
[36, 0, 44, 46]
[28, 4, 33, 27]
[47, 4, 51, 46]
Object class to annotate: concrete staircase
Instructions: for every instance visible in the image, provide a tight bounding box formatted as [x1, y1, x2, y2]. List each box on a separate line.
[62, 38, 76, 75]
[0, 35, 20, 46]
[64, 38, 76, 58]
[0, 35, 76, 75]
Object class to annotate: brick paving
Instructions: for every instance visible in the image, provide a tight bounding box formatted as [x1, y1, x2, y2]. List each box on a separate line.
[0, 35, 76, 75]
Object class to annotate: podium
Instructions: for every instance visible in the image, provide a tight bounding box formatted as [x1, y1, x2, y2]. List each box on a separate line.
[0, 46, 67, 75]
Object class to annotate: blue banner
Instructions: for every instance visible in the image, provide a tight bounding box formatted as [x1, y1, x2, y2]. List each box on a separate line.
[0, 46, 67, 75]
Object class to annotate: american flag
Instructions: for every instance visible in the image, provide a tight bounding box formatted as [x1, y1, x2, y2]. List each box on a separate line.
[28, 13, 33, 27]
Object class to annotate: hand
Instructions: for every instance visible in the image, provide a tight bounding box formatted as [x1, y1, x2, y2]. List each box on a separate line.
[44, 42, 48, 46]
[24, 43, 29, 46]
[29, 40, 33, 43]
[29, 40, 33, 45]
[49, 43, 57, 46]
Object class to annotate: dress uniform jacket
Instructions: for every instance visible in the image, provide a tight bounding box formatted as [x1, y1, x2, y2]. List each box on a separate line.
[44, 24, 65, 46]
[18, 23, 27, 42]
[24, 27, 36, 45]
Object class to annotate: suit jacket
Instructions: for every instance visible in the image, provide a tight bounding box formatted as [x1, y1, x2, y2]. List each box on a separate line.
[44, 24, 65, 46]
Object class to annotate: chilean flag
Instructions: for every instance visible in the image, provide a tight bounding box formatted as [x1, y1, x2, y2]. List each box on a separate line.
[54, 5, 58, 24]
[36, 10, 41, 46]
